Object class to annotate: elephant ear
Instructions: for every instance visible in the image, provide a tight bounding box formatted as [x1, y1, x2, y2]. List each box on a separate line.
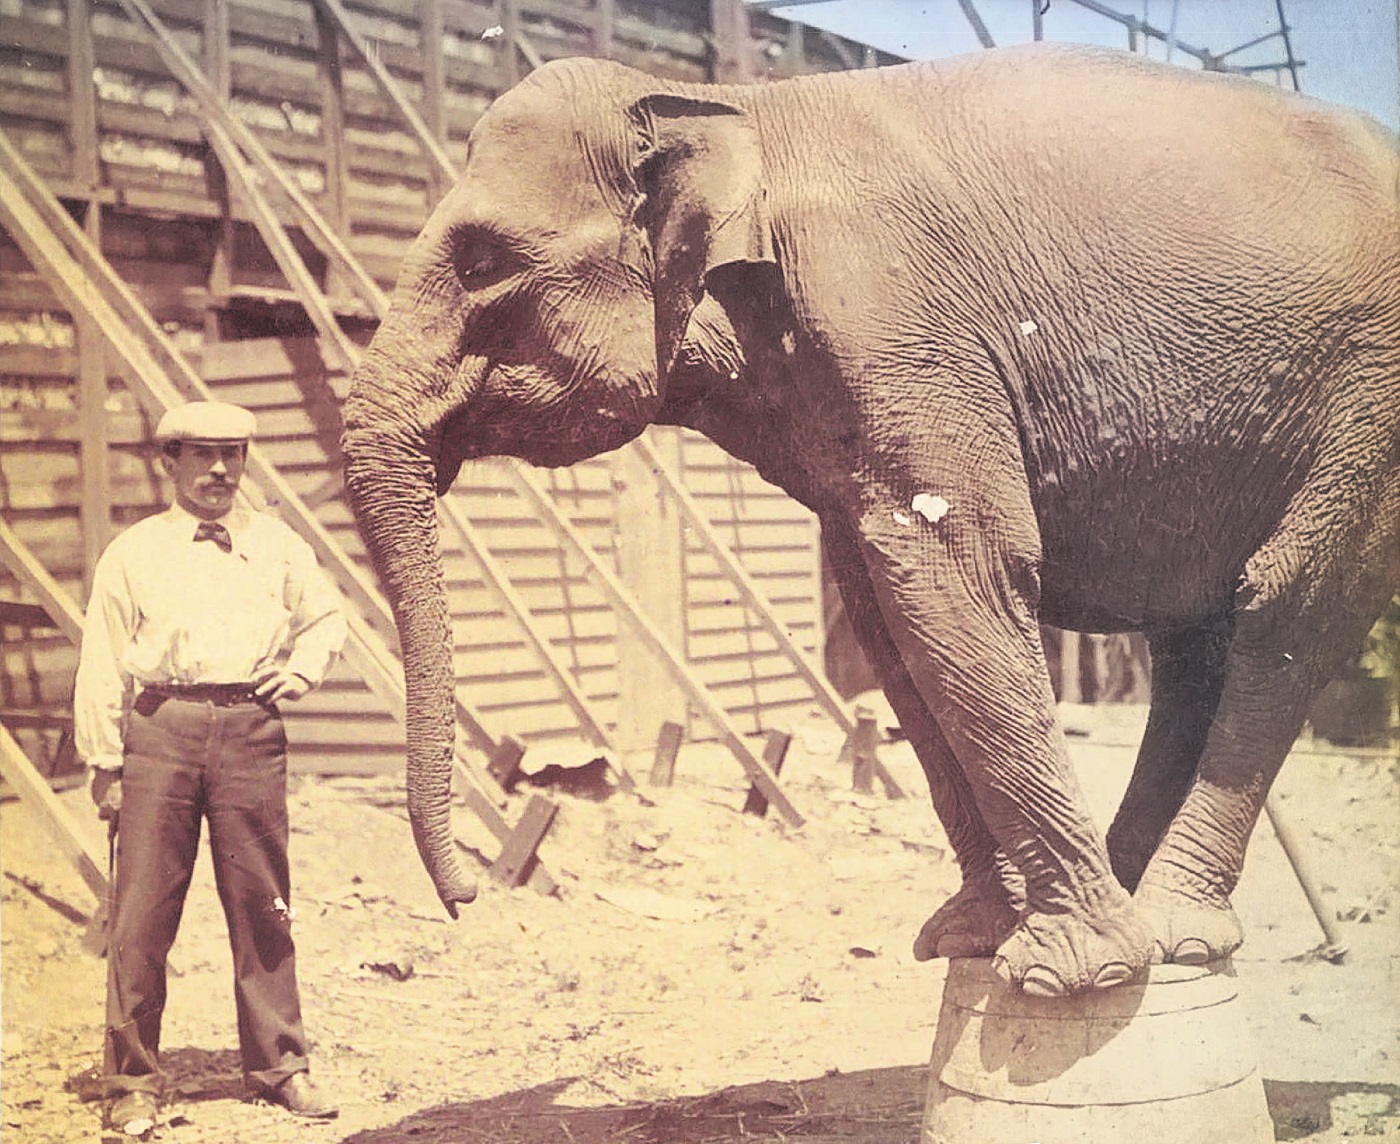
[627, 93, 776, 375]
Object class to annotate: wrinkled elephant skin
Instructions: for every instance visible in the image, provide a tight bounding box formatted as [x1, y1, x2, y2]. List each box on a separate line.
[342, 43, 1400, 996]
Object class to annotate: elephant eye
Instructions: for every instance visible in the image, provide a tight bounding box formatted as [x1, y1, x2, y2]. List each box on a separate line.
[455, 251, 520, 292]
[450, 229, 518, 289]
[460, 254, 497, 280]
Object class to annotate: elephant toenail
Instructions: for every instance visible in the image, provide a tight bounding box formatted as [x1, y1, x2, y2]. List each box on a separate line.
[1020, 966, 1066, 997]
[1092, 962, 1135, 990]
[1172, 938, 1211, 965]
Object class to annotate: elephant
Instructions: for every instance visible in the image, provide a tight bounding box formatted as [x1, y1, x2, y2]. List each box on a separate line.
[342, 41, 1400, 997]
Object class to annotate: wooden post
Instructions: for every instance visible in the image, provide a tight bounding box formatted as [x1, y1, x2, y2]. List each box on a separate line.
[957, 0, 997, 49]
[69, 0, 106, 594]
[419, 0, 450, 204]
[708, 0, 752, 83]
[460, 785, 558, 895]
[742, 730, 791, 816]
[593, 0, 615, 59]
[1060, 630, 1082, 704]
[76, 209, 109, 597]
[649, 720, 684, 787]
[202, 0, 232, 342]
[850, 707, 878, 794]
[314, 0, 351, 301]
[499, 0, 522, 85]
[1264, 792, 1348, 961]
[65, 0, 99, 191]
[613, 429, 688, 769]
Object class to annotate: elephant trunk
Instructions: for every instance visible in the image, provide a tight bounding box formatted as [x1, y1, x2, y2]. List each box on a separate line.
[342, 372, 478, 917]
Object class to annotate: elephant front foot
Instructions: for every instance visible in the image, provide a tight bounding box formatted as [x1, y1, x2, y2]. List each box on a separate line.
[1134, 882, 1244, 966]
[913, 880, 1019, 962]
[992, 880, 1154, 996]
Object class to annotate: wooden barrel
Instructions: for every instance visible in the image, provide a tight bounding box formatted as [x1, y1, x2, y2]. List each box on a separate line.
[923, 957, 1274, 1143]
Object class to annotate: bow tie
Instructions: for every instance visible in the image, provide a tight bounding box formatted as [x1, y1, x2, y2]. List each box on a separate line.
[193, 520, 233, 553]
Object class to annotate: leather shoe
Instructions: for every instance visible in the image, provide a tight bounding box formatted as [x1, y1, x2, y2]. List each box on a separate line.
[107, 1090, 158, 1134]
[255, 1072, 338, 1119]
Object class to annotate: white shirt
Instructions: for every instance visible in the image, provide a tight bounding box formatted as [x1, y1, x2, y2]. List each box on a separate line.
[75, 503, 348, 771]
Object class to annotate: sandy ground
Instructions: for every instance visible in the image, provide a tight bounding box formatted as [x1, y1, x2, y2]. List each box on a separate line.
[3, 702, 1397, 1143]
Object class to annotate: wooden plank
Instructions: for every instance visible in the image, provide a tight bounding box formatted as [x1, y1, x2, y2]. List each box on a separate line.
[489, 793, 557, 888]
[0, 15, 69, 56]
[0, 601, 59, 628]
[0, 709, 74, 731]
[459, 783, 558, 895]
[849, 708, 877, 794]
[0, 721, 106, 902]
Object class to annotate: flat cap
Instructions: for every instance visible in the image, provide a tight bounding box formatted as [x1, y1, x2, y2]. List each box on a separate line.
[155, 401, 257, 443]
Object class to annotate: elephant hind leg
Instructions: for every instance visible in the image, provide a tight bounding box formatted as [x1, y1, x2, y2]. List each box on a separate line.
[1137, 493, 1399, 964]
[1106, 625, 1229, 892]
[821, 517, 1017, 961]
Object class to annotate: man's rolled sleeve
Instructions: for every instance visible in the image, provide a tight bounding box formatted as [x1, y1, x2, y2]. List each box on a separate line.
[281, 533, 347, 689]
[74, 548, 136, 771]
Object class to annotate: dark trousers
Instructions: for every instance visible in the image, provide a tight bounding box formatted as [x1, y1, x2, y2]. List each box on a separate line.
[104, 693, 309, 1096]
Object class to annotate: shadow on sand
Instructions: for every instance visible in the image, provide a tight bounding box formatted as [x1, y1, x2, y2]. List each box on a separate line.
[330, 1070, 1400, 1143]
[340, 1067, 927, 1143]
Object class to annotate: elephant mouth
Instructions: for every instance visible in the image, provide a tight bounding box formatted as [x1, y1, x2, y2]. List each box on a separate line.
[434, 373, 656, 488]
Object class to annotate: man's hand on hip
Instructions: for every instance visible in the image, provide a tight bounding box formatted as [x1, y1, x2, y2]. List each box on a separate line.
[89, 768, 122, 821]
[253, 668, 311, 704]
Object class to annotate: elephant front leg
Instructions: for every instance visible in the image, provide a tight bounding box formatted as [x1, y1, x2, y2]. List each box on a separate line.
[821, 516, 1017, 960]
[853, 479, 1152, 996]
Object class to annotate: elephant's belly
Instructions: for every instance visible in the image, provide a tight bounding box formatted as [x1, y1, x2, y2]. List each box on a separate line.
[1032, 477, 1281, 635]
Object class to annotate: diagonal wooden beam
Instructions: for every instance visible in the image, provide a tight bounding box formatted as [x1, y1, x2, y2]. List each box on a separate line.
[0, 721, 106, 902]
[956, 0, 996, 49]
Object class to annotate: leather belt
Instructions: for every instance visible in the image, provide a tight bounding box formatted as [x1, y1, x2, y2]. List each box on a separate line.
[142, 682, 261, 706]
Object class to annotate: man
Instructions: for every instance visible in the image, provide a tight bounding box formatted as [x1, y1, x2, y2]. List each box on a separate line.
[75, 400, 347, 1131]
